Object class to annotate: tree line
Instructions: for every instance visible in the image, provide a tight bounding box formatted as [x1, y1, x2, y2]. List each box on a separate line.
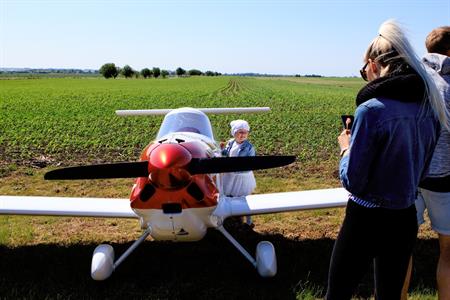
[99, 63, 221, 79]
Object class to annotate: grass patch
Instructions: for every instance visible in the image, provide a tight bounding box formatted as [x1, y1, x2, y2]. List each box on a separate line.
[0, 216, 34, 246]
[409, 287, 437, 300]
[0, 163, 17, 178]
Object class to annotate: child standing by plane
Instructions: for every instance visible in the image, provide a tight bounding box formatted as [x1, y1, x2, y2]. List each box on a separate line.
[221, 120, 256, 227]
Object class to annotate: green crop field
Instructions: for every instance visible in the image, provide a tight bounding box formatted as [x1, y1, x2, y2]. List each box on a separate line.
[0, 76, 439, 299]
[0, 76, 362, 173]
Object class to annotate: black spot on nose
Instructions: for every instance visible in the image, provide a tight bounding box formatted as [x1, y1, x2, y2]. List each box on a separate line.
[187, 183, 204, 201]
[162, 203, 182, 214]
[140, 184, 155, 202]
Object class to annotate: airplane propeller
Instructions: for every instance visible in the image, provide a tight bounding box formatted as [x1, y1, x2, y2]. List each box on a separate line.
[44, 156, 296, 180]
[187, 156, 295, 174]
[44, 161, 149, 180]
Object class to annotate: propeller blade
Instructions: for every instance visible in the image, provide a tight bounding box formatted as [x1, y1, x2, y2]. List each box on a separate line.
[44, 161, 149, 180]
[187, 156, 296, 175]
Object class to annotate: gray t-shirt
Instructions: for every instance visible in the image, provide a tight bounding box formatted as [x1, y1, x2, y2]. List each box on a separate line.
[423, 53, 450, 177]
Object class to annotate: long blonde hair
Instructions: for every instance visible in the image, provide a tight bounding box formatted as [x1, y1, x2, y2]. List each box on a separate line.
[364, 19, 449, 131]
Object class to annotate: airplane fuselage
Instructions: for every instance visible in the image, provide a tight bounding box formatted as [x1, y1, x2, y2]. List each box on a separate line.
[130, 132, 221, 241]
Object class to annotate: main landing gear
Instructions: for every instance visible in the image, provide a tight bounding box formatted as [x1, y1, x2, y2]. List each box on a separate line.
[216, 225, 277, 277]
[90, 226, 152, 280]
[90, 222, 277, 279]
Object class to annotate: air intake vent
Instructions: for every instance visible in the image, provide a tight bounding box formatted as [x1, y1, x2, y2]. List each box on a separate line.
[140, 184, 155, 202]
[162, 203, 182, 214]
[187, 183, 204, 201]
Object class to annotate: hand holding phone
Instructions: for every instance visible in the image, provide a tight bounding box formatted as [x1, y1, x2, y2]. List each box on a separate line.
[341, 115, 354, 131]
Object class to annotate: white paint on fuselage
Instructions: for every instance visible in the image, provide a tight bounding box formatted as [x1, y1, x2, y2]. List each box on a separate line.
[133, 206, 217, 241]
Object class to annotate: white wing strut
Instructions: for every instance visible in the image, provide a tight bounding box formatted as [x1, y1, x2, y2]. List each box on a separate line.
[116, 107, 270, 116]
[213, 188, 349, 218]
[0, 196, 137, 218]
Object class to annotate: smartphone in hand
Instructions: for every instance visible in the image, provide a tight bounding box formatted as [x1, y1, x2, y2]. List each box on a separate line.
[341, 115, 354, 130]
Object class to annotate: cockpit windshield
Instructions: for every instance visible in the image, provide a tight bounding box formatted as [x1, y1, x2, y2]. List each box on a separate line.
[156, 108, 215, 140]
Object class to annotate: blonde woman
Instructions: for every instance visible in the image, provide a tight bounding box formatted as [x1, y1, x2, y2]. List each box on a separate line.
[326, 20, 449, 299]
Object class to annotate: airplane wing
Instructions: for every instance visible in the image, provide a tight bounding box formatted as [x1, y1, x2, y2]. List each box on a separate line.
[0, 196, 137, 218]
[213, 188, 349, 218]
[0, 188, 348, 219]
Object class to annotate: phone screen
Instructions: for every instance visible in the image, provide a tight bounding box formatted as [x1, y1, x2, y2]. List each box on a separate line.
[341, 115, 354, 130]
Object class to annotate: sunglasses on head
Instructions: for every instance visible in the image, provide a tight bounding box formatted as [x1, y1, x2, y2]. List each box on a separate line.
[360, 61, 369, 81]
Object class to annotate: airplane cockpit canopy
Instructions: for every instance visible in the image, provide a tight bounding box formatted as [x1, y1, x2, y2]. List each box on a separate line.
[156, 108, 215, 140]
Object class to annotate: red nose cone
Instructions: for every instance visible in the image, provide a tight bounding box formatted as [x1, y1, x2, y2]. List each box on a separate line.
[149, 143, 192, 169]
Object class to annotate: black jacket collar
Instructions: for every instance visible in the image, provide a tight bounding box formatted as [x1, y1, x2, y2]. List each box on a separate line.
[356, 70, 425, 106]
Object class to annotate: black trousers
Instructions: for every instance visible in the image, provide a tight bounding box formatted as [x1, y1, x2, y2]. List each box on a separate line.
[326, 200, 418, 300]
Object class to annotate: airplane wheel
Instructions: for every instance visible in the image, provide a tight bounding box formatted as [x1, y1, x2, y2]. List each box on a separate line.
[255, 241, 277, 277]
[91, 244, 115, 281]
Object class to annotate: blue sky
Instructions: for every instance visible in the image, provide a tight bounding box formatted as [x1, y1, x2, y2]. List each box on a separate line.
[1, 0, 449, 76]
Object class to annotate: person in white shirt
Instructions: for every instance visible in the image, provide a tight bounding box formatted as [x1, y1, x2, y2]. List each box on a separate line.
[221, 120, 256, 227]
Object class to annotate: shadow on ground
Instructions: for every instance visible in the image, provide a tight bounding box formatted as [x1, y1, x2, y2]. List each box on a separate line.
[0, 222, 438, 299]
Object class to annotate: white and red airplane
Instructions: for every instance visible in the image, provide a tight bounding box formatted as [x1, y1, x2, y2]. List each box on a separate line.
[0, 107, 348, 280]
